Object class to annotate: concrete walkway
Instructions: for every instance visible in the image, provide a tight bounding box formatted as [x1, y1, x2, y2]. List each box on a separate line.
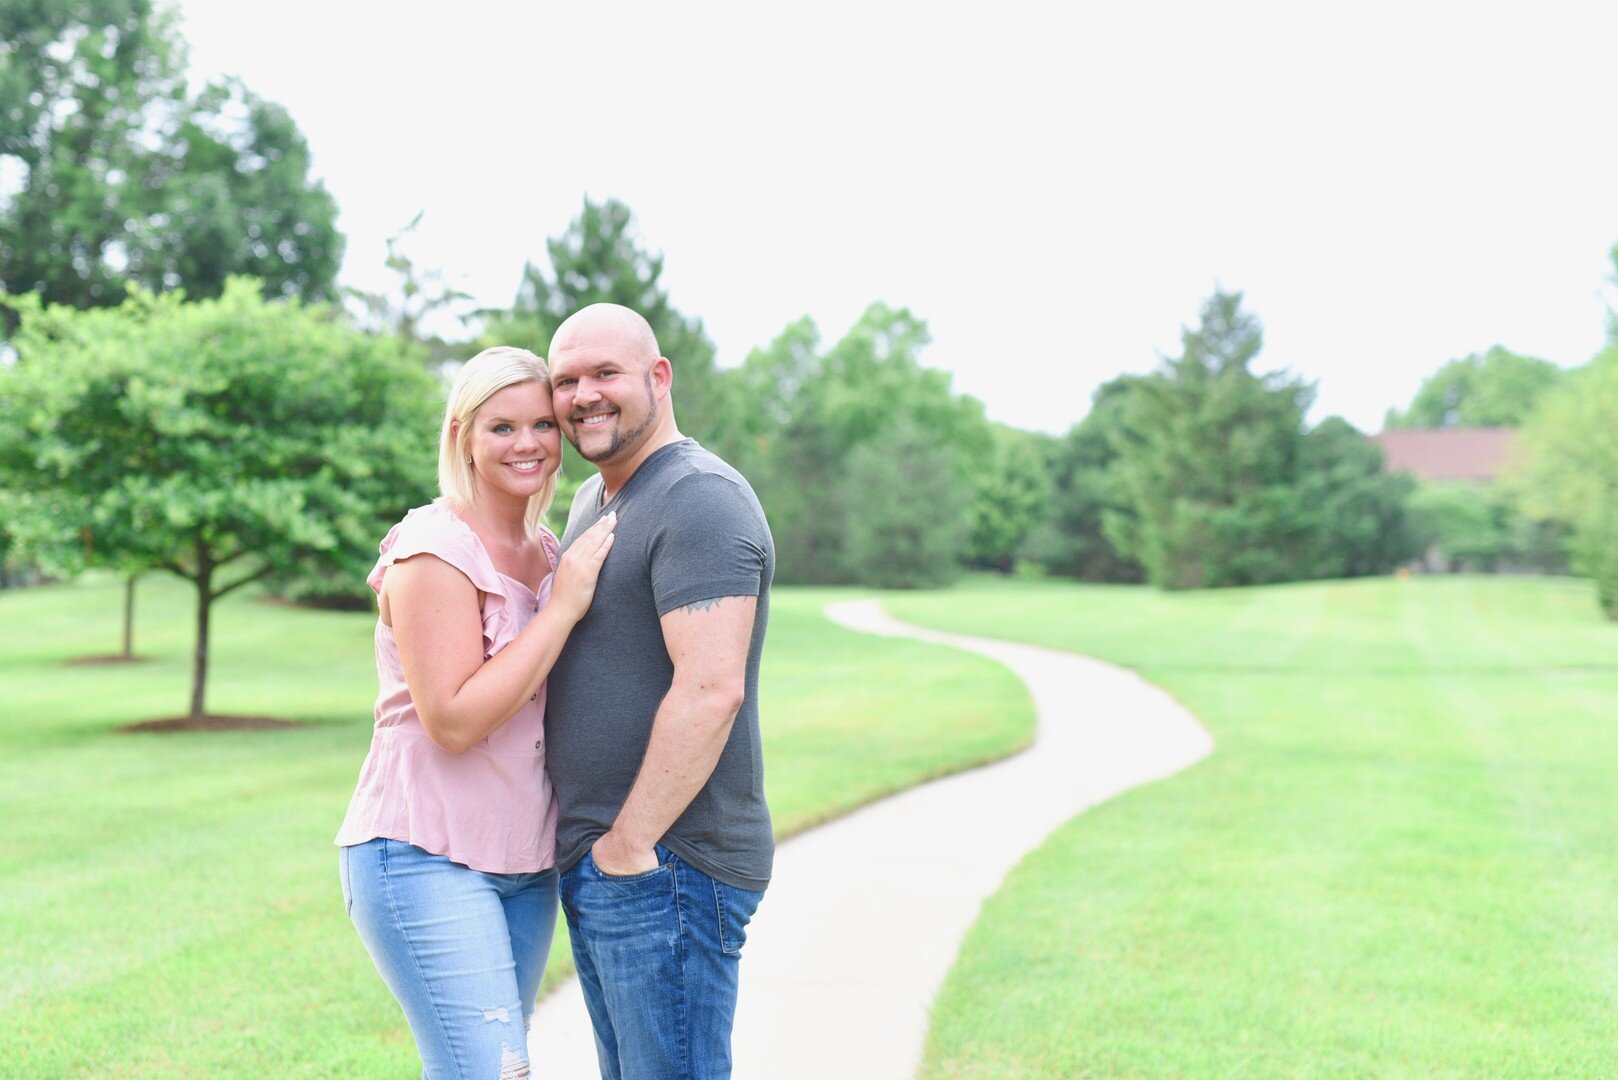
[529, 599, 1214, 1078]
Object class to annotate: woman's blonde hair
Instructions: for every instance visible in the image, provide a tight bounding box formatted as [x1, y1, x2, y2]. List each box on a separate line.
[437, 346, 558, 533]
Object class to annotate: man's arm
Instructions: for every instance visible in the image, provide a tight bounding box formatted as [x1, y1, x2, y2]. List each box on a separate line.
[590, 593, 758, 875]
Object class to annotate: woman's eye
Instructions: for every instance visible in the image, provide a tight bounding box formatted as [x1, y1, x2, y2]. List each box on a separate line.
[536, 420, 555, 431]
[493, 423, 513, 434]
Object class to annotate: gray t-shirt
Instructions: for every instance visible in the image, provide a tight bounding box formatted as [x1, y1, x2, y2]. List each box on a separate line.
[545, 439, 775, 891]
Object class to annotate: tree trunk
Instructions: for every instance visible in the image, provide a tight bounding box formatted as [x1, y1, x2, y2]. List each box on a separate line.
[121, 574, 137, 660]
[190, 548, 212, 722]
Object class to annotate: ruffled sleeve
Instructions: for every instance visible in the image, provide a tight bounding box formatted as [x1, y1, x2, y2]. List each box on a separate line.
[368, 503, 508, 606]
[538, 527, 561, 576]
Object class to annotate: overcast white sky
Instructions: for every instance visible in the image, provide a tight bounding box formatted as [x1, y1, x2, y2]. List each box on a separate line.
[175, 0, 1618, 434]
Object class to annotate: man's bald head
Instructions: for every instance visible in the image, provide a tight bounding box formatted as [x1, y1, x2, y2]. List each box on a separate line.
[550, 303, 662, 369]
[547, 303, 681, 482]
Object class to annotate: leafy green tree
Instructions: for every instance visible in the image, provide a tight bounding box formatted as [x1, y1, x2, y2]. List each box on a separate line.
[1511, 349, 1618, 618]
[705, 316, 821, 569]
[0, 0, 183, 313]
[0, 280, 440, 720]
[1404, 481, 1565, 574]
[797, 304, 989, 586]
[127, 78, 342, 302]
[0, 4, 341, 323]
[1385, 346, 1561, 428]
[1021, 377, 1146, 582]
[965, 424, 1053, 573]
[481, 197, 722, 441]
[845, 416, 973, 587]
[1104, 290, 1313, 588]
[712, 304, 990, 586]
[1406, 483, 1504, 571]
[1295, 417, 1419, 577]
[1105, 290, 1414, 589]
[1, 477, 148, 655]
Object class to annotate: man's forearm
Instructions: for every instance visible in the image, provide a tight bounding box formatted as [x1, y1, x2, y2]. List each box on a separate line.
[608, 680, 743, 850]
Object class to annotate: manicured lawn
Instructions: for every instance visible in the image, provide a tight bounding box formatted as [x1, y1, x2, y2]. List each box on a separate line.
[885, 575, 1618, 1078]
[1, 574, 1032, 1078]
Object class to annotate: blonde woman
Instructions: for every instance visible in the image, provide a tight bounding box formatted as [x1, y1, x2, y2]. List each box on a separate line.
[335, 346, 615, 1078]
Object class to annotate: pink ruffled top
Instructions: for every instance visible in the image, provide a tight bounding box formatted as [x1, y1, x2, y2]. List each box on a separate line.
[334, 501, 561, 874]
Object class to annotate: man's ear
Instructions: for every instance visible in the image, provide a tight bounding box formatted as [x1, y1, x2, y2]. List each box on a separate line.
[652, 356, 674, 399]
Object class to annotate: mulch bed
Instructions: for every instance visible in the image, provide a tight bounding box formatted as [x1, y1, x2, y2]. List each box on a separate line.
[119, 715, 305, 733]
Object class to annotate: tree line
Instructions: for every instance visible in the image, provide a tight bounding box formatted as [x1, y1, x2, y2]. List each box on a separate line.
[4, 4, 1617, 726]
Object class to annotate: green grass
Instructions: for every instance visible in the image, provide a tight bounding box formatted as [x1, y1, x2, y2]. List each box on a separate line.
[1, 573, 1032, 1078]
[882, 575, 1618, 1078]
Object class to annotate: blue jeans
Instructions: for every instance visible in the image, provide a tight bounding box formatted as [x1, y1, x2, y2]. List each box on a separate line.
[340, 838, 559, 1079]
[559, 844, 764, 1079]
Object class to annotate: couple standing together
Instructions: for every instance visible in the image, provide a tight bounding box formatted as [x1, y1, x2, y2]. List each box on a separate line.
[334, 303, 775, 1079]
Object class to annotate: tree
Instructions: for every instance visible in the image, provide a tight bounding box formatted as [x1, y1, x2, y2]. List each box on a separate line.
[965, 424, 1053, 573]
[0, 4, 341, 325]
[705, 316, 822, 570]
[1, 479, 149, 657]
[1104, 290, 1312, 588]
[1510, 348, 1618, 619]
[126, 77, 343, 302]
[2, 4, 342, 634]
[1405, 483, 1504, 571]
[1295, 417, 1420, 578]
[845, 416, 973, 587]
[1385, 346, 1561, 428]
[0, 280, 440, 720]
[1020, 376, 1146, 582]
[1105, 289, 1415, 589]
[711, 304, 990, 586]
[480, 197, 722, 441]
[0, 0, 183, 314]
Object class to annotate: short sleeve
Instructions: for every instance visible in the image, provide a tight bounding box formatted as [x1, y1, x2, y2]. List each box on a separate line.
[537, 526, 561, 576]
[649, 472, 770, 616]
[367, 504, 508, 603]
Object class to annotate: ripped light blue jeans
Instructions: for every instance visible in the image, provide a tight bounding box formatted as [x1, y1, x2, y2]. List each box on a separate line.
[341, 837, 558, 1079]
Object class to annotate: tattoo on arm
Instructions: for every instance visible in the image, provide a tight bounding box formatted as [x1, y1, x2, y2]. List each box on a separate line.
[678, 597, 728, 614]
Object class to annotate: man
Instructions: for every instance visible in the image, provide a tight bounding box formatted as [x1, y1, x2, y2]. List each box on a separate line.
[544, 303, 774, 1079]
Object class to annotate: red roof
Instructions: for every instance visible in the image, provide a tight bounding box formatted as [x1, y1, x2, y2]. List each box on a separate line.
[1369, 428, 1517, 482]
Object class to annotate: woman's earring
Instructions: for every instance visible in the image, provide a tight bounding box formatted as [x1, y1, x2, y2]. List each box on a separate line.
[465, 453, 473, 464]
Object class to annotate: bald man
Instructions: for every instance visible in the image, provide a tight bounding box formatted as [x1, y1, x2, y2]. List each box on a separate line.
[544, 304, 775, 1079]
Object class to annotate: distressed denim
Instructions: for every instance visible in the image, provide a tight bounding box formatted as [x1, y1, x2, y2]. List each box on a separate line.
[559, 843, 764, 1079]
[341, 837, 558, 1079]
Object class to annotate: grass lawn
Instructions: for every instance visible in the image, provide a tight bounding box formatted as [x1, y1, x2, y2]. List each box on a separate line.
[1, 573, 1032, 1078]
[886, 574, 1618, 1078]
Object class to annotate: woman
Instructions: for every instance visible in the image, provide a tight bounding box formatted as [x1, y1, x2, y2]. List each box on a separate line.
[335, 345, 614, 1078]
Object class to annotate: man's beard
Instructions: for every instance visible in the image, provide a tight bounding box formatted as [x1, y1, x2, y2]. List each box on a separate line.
[572, 371, 659, 464]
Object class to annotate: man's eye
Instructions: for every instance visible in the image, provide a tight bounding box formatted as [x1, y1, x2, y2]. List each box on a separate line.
[556, 379, 576, 389]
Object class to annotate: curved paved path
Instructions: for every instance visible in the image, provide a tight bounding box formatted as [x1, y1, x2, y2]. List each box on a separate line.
[530, 599, 1214, 1077]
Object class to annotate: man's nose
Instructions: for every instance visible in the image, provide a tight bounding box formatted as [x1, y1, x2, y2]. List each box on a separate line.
[572, 379, 601, 406]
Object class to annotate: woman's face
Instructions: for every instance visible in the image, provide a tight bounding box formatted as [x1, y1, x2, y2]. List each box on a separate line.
[463, 380, 562, 504]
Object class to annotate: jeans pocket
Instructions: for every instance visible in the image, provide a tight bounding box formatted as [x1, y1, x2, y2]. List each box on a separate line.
[714, 880, 764, 956]
[589, 842, 671, 882]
